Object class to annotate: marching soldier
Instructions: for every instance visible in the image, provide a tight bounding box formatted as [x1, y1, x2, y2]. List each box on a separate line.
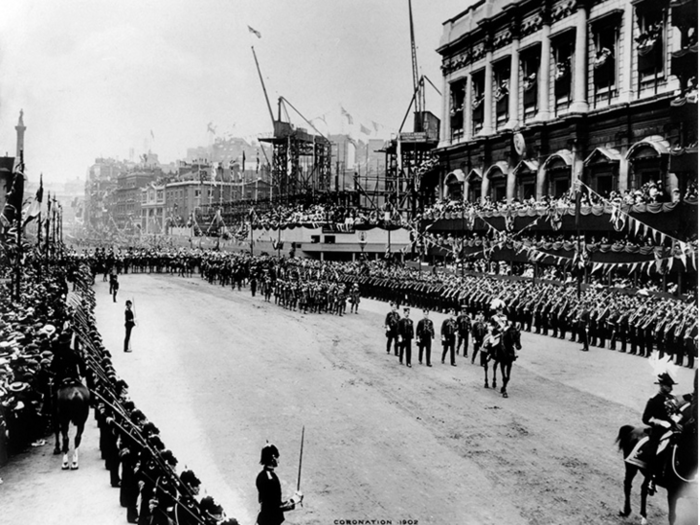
[384, 302, 400, 356]
[416, 308, 435, 367]
[456, 305, 472, 359]
[471, 311, 488, 366]
[398, 307, 415, 367]
[441, 310, 458, 366]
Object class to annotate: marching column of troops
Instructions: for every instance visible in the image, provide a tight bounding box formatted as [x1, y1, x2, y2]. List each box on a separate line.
[72, 247, 697, 367]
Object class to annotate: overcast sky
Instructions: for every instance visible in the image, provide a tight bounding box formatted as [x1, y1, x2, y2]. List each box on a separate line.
[0, 0, 473, 183]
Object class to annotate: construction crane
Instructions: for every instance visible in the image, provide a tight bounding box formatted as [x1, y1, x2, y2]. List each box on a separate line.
[408, 0, 424, 131]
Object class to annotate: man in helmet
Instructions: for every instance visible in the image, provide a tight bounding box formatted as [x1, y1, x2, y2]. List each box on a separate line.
[256, 443, 302, 525]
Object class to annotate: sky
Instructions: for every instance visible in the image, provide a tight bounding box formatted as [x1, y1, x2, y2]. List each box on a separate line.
[0, 0, 473, 183]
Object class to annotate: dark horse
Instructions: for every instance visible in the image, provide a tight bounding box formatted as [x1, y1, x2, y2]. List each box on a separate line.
[54, 382, 90, 470]
[616, 401, 697, 525]
[484, 323, 522, 398]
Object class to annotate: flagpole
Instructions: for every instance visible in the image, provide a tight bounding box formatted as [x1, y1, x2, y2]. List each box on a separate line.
[14, 150, 23, 302]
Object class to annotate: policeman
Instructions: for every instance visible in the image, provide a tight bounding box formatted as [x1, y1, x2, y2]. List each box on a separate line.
[384, 302, 400, 356]
[398, 307, 415, 367]
[416, 308, 435, 367]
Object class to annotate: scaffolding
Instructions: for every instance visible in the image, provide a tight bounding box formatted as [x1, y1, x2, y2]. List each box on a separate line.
[257, 98, 332, 201]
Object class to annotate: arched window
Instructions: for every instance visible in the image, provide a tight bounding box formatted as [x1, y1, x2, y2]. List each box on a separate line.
[466, 169, 483, 203]
[512, 160, 539, 201]
[443, 169, 465, 200]
[584, 147, 621, 197]
[626, 136, 669, 190]
[542, 150, 573, 198]
[485, 162, 509, 203]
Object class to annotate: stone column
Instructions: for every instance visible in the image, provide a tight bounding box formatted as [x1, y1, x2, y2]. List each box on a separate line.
[15, 110, 26, 157]
[439, 74, 450, 148]
[463, 74, 473, 141]
[506, 169, 516, 201]
[536, 163, 548, 198]
[571, 2, 589, 113]
[483, 52, 494, 135]
[618, 2, 634, 103]
[507, 38, 520, 129]
[536, 6, 552, 121]
[618, 147, 630, 191]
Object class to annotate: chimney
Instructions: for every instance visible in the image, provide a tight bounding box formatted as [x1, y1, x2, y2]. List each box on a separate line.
[15, 109, 26, 158]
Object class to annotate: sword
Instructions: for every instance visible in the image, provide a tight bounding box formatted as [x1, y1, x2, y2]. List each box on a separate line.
[296, 425, 305, 506]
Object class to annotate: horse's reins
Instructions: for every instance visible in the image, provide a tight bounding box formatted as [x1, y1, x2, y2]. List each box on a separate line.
[671, 442, 698, 484]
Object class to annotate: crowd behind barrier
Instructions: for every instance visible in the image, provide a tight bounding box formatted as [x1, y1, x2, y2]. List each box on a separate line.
[423, 181, 698, 219]
[0, 259, 238, 525]
[72, 247, 698, 368]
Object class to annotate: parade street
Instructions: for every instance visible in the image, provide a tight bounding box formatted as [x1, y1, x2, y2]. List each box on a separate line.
[70, 274, 695, 525]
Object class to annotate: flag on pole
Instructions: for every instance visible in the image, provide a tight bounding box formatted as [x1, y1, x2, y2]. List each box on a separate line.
[2, 156, 25, 226]
[150, 129, 155, 139]
[22, 172, 43, 227]
[341, 106, 354, 125]
[248, 25, 262, 38]
[360, 124, 371, 135]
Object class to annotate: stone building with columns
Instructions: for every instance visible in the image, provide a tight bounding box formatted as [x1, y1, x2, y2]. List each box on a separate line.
[435, 0, 697, 204]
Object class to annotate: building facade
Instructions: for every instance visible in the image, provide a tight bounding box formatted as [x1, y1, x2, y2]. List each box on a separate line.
[435, 0, 697, 203]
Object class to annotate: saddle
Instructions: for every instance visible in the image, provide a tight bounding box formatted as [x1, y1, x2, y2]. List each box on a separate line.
[625, 430, 676, 470]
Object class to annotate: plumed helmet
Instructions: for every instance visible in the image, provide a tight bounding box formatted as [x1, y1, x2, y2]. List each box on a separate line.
[260, 443, 279, 466]
[180, 469, 201, 488]
[490, 298, 506, 311]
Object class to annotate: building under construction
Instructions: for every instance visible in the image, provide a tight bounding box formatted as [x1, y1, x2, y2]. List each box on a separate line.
[259, 111, 333, 200]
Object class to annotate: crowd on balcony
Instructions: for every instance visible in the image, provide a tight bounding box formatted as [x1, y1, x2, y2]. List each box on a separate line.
[422, 180, 698, 221]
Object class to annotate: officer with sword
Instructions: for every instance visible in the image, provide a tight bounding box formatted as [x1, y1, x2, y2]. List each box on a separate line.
[256, 427, 305, 525]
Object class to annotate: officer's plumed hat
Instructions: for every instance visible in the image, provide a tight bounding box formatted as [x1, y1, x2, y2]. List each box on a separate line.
[655, 373, 677, 387]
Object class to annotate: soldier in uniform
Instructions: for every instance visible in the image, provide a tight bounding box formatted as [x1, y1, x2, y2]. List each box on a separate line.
[256, 444, 303, 525]
[398, 307, 415, 367]
[384, 302, 400, 356]
[471, 312, 488, 366]
[577, 302, 590, 352]
[640, 372, 680, 495]
[441, 310, 458, 366]
[456, 305, 472, 359]
[416, 308, 434, 367]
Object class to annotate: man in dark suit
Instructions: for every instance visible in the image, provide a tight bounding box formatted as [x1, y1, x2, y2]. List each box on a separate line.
[441, 310, 458, 366]
[416, 308, 435, 367]
[398, 307, 415, 367]
[384, 302, 400, 356]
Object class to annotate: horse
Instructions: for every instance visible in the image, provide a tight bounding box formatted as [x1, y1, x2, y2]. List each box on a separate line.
[54, 382, 90, 470]
[484, 323, 522, 398]
[616, 400, 697, 525]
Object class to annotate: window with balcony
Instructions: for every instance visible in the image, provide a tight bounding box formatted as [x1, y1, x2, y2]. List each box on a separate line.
[449, 78, 466, 142]
[471, 70, 485, 135]
[493, 59, 510, 129]
[521, 47, 540, 122]
[592, 13, 621, 105]
[636, 6, 665, 91]
[552, 33, 574, 114]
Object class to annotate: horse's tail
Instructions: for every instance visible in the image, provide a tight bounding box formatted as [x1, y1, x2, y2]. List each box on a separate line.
[615, 424, 635, 453]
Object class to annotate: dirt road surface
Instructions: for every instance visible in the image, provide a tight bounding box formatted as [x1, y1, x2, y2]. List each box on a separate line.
[1, 273, 696, 525]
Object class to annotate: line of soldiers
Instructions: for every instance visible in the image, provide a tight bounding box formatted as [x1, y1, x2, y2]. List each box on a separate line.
[68, 265, 239, 525]
[383, 303, 490, 369]
[363, 271, 697, 368]
[70, 248, 698, 367]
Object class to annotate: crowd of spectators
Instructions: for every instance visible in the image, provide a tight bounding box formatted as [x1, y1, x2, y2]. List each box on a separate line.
[0, 256, 237, 524]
